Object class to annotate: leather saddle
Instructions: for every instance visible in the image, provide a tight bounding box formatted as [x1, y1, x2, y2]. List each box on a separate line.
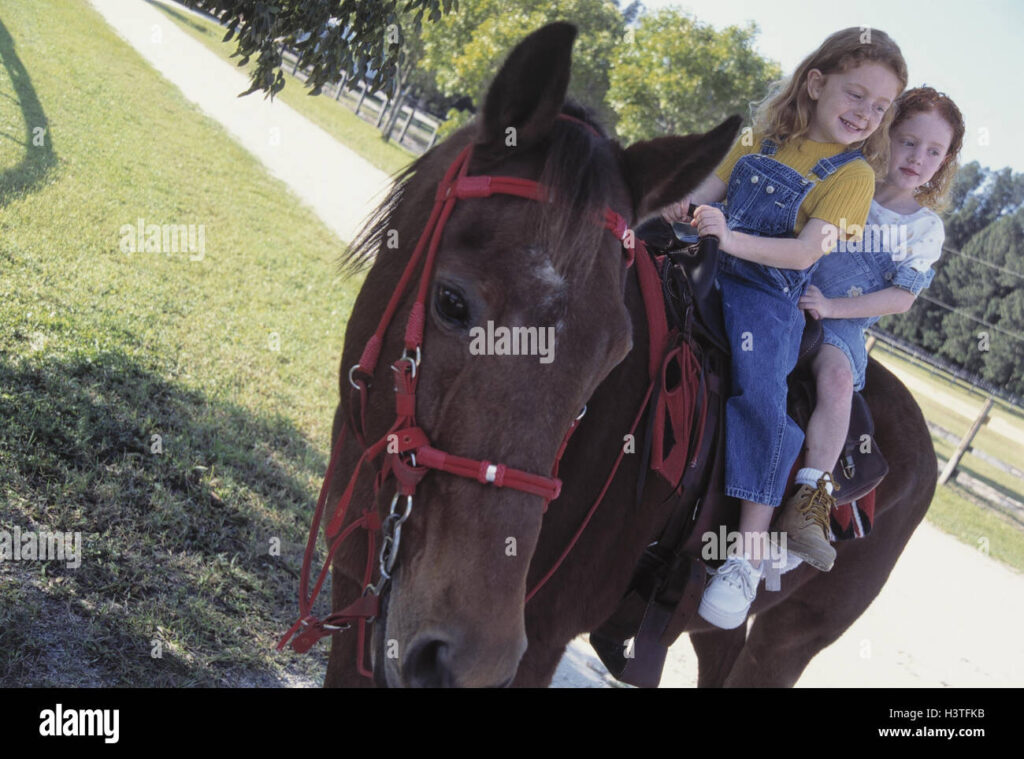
[639, 215, 887, 504]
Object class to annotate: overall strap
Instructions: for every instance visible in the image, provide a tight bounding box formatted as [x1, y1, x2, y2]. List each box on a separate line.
[811, 148, 865, 179]
[759, 138, 778, 156]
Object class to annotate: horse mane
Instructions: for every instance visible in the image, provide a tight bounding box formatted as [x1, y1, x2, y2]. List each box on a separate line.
[339, 99, 615, 279]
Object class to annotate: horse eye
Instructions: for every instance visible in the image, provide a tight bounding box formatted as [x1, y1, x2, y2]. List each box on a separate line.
[436, 284, 469, 325]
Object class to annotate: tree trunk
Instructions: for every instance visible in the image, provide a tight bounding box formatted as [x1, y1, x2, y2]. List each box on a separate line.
[381, 57, 413, 141]
[398, 106, 416, 145]
[354, 82, 368, 115]
[374, 92, 390, 127]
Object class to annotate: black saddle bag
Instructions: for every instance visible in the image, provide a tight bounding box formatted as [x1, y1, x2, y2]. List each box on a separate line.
[789, 376, 888, 504]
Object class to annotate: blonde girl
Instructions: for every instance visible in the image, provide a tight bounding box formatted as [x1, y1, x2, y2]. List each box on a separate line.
[660, 27, 908, 629]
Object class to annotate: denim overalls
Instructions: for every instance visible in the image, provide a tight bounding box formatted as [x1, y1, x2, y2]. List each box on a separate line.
[812, 204, 937, 391]
[715, 138, 865, 507]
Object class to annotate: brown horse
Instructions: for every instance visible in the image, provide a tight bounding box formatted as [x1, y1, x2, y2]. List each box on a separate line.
[318, 22, 935, 688]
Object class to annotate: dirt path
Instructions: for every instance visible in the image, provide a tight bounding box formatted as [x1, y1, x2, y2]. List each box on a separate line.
[89, 0, 392, 245]
[552, 520, 1024, 688]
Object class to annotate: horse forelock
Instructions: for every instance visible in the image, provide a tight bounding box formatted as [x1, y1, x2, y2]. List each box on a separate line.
[533, 101, 618, 278]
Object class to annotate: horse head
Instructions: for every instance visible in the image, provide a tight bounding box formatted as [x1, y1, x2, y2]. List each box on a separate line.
[331, 21, 740, 687]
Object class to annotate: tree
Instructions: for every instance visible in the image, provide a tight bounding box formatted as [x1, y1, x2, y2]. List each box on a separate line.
[606, 9, 781, 142]
[374, 7, 428, 142]
[178, 0, 458, 98]
[879, 167, 1024, 397]
[419, 0, 631, 140]
[944, 162, 1024, 250]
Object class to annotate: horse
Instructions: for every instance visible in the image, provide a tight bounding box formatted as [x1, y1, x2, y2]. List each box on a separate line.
[311, 22, 935, 688]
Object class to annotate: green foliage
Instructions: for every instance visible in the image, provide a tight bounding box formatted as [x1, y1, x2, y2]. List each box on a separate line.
[179, 0, 458, 98]
[607, 9, 781, 141]
[420, 0, 628, 140]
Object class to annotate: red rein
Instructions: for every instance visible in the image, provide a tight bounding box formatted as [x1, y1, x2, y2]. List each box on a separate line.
[278, 116, 666, 679]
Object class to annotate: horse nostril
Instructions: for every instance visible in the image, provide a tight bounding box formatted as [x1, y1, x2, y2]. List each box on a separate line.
[404, 636, 454, 688]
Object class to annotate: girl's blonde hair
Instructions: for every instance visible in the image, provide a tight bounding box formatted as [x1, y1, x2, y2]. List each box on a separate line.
[888, 87, 965, 212]
[753, 27, 908, 173]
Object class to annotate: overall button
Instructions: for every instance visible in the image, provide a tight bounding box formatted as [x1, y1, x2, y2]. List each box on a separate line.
[751, 175, 759, 184]
[783, 286, 789, 293]
[766, 185, 775, 194]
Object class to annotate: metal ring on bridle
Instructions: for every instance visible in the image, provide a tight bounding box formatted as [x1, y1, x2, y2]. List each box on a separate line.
[576, 405, 588, 422]
[348, 363, 363, 390]
[389, 492, 414, 522]
[391, 355, 417, 379]
[322, 622, 351, 631]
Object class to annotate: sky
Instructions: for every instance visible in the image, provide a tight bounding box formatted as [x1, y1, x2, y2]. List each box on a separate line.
[636, 0, 1022, 172]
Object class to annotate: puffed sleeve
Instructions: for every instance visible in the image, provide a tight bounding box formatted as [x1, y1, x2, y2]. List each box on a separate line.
[892, 211, 944, 295]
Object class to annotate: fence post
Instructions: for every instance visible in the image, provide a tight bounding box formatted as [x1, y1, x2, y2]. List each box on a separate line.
[938, 396, 994, 485]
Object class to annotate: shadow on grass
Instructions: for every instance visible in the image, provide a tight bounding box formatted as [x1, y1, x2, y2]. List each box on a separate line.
[0, 349, 327, 686]
[0, 18, 57, 208]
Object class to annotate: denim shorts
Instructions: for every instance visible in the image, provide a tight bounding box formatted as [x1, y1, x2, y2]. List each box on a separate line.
[812, 248, 894, 392]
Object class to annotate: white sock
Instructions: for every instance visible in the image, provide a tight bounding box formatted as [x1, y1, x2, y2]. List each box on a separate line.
[796, 467, 833, 495]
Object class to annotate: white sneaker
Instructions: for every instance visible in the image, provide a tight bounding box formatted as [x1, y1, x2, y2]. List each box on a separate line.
[697, 555, 762, 629]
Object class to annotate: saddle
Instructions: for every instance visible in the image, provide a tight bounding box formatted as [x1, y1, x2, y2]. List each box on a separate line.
[589, 216, 888, 687]
[642, 215, 887, 503]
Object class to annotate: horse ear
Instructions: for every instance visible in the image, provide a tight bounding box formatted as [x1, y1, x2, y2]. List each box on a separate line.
[621, 116, 743, 222]
[476, 22, 576, 154]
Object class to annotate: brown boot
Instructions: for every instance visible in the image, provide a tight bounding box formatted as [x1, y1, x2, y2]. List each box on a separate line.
[774, 473, 838, 572]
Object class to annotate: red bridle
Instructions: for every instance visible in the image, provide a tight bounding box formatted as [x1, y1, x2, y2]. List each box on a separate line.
[278, 114, 674, 679]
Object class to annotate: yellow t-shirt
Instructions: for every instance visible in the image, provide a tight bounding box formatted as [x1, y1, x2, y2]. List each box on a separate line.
[713, 134, 874, 241]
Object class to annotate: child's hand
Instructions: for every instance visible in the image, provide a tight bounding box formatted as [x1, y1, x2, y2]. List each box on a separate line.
[799, 284, 832, 320]
[693, 205, 731, 248]
[659, 197, 692, 224]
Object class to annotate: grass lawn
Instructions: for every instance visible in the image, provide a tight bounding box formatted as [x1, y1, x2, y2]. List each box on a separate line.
[0, 0, 365, 686]
[868, 346, 1024, 571]
[927, 483, 1024, 571]
[146, 0, 417, 177]
[872, 342, 1024, 465]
